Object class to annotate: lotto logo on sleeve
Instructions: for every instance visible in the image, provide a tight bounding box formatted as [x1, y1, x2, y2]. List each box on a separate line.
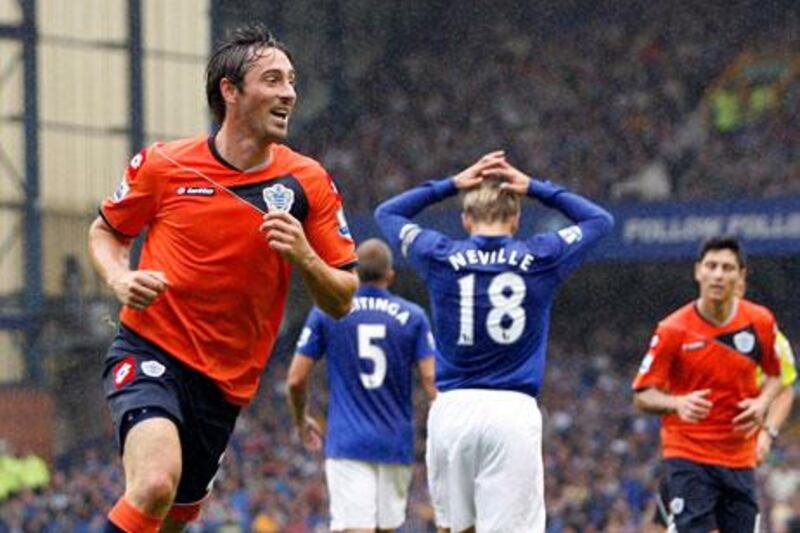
[112, 356, 137, 389]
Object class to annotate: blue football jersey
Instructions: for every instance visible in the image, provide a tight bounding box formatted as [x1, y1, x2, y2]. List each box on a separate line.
[375, 178, 613, 397]
[296, 286, 435, 464]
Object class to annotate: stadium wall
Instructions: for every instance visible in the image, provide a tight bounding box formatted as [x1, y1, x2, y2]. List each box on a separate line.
[0, 0, 208, 384]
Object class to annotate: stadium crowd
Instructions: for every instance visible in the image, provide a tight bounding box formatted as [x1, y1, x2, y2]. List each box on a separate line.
[313, 2, 798, 210]
[2, 1, 799, 531]
[2, 341, 798, 532]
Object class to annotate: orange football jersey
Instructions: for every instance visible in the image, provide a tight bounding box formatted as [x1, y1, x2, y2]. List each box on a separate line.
[100, 135, 357, 405]
[632, 299, 779, 468]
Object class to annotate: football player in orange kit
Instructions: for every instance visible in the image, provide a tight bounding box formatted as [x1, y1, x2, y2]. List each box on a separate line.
[632, 236, 784, 532]
[89, 23, 357, 533]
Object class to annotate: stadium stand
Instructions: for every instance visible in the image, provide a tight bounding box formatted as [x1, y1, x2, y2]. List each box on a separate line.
[1, 1, 798, 531]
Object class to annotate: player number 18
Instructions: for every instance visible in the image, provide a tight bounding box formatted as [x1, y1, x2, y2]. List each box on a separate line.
[457, 272, 527, 345]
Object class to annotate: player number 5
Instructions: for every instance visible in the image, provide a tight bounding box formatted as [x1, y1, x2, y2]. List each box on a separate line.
[358, 324, 387, 389]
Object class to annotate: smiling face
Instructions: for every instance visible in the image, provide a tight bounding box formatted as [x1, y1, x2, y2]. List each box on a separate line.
[694, 248, 745, 305]
[222, 47, 297, 142]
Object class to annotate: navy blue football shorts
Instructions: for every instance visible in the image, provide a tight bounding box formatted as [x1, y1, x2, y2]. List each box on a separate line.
[664, 457, 758, 533]
[102, 325, 240, 506]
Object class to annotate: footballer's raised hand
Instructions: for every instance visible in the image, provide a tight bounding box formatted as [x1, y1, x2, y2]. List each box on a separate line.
[453, 150, 506, 190]
[491, 159, 532, 195]
[110, 270, 168, 311]
[261, 210, 316, 266]
[674, 389, 713, 423]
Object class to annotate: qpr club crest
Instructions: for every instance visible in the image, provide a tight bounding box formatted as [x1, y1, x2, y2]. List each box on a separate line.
[733, 331, 756, 354]
[262, 183, 295, 213]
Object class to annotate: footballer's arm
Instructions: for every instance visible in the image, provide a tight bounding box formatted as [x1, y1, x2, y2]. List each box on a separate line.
[634, 387, 713, 422]
[286, 353, 323, 451]
[417, 357, 437, 402]
[88, 216, 168, 310]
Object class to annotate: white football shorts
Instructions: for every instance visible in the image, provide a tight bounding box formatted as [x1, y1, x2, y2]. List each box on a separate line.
[325, 458, 412, 531]
[426, 388, 545, 532]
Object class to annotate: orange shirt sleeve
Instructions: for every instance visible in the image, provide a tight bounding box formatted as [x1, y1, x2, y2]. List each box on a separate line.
[100, 146, 166, 238]
[303, 172, 357, 268]
[757, 311, 780, 377]
[632, 323, 681, 391]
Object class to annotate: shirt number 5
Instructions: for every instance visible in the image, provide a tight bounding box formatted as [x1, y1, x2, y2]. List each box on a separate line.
[358, 324, 387, 389]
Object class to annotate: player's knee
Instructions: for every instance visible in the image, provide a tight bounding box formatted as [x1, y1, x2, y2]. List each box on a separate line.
[128, 470, 179, 512]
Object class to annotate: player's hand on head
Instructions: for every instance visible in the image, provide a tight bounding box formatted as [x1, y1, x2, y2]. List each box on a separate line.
[490, 159, 532, 195]
[110, 270, 168, 311]
[732, 397, 767, 437]
[453, 150, 506, 190]
[260, 210, 315, 265]
[675, 388, 712, 423]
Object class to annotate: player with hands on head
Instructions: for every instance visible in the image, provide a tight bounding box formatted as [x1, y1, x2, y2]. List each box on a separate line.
[89, 23, 357, 533]
[375, 152, 614, 533]
[632, 236, 785, 533]
[287, 238, 436, 533]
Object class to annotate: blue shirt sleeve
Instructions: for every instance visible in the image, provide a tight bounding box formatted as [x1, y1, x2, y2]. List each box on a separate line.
[415, 310, 437, 361]
[527, 180, 615, 279]
[374, 179, 454, 276]
[295, 308, 327, 360]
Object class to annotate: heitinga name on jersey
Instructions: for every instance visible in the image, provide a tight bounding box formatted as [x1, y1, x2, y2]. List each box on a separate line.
[350, 297, 411, 325]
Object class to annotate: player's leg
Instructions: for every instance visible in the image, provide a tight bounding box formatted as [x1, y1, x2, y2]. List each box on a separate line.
[103, 328, 186, 532]
[473, 390, 544, 532]
[375, 463, 413, 532]
[121, 416, 182, 513]
[714, 466, 759, 533]
[664, 458, 720, 532]
[161, 366, 241, 532]
[325, 458, 380, 532]
[426, 390, 479, 532]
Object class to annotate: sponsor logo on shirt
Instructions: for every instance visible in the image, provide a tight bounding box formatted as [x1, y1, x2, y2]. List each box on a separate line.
[682, 340, 706, 351]
[669, 497, 684, 515]
[557, 225, 583, 245]
[262, 183, 295, 212]
[112, 356, 136, 389]
[177, 186, 215, 196]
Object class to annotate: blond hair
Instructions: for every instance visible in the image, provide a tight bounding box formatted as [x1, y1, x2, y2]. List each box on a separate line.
[461, 179, 520, 224]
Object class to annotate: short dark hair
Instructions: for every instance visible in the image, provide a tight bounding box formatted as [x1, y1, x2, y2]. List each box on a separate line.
[356, 239, 393, 284]
[697, 236, 746, 268]
[206, 23, 293, 125]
